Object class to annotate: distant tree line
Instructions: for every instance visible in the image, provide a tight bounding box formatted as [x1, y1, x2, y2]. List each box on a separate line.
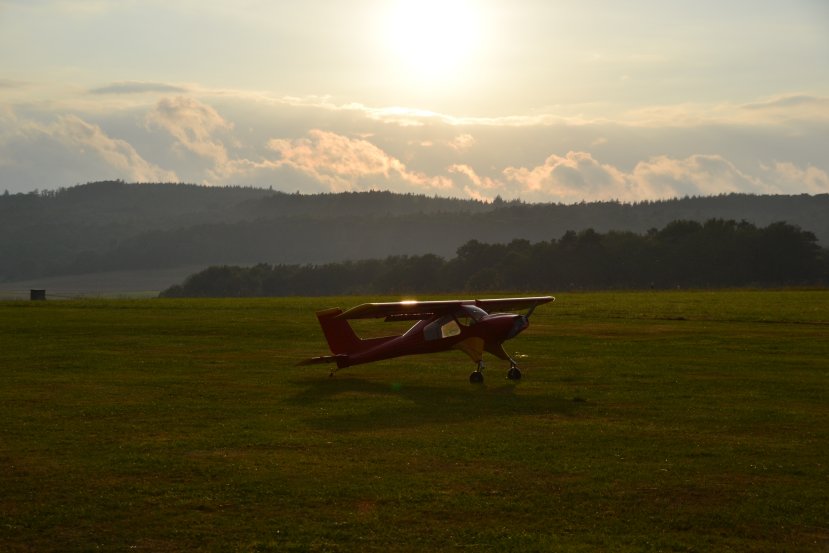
[0, 181, 491, 280]
[160, 219, 828, 297]
[4, 181, 829, 282]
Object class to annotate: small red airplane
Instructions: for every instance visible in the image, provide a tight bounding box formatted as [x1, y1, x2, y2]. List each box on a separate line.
[300, 296, 553, 383]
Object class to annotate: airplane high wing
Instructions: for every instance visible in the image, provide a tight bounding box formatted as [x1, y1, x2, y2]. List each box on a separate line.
[337, 296, 554, 320]
[474, 296, 554, 314]
[301, 296, 555, 383]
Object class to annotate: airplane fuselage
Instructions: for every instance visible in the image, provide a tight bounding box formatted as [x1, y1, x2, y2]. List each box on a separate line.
[341, 312, 527, 368]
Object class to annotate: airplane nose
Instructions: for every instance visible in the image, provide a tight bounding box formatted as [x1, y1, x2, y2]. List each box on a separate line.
[506, 315, 529, 339]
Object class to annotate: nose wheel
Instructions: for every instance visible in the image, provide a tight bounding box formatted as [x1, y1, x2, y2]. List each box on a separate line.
[507, 365, 522, 380]
[469, 361, 485, 384]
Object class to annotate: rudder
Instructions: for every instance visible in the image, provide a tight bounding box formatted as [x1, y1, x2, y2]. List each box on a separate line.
[316, 308, 362, 355]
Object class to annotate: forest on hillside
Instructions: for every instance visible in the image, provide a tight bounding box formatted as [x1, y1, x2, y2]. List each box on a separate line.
[3, 181, 828, 282]
[160, 219, 828, 297]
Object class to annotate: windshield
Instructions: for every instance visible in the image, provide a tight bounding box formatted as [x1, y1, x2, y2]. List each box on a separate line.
[458, 305, 487, 322]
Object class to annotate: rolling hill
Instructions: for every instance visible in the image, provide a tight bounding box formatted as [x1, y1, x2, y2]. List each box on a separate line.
[2, 181, 827, 294]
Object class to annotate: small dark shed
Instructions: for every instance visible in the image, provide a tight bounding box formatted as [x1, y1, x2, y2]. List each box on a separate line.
[30, 289, 46, 301]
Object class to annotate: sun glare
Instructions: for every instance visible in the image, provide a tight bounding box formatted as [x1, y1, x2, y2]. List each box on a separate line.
[385, 0, 481, 81]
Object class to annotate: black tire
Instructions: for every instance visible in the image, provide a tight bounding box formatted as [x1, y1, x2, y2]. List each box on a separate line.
[469, 371, 484, 384]
[507, 367, 522, 380]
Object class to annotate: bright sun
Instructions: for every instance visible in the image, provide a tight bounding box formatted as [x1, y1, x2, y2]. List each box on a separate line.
[386, 0, 481, 80]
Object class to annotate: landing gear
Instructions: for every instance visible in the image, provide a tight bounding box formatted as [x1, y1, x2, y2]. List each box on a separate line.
[507, 365, 522, 381]
[469, 361, 485, 384]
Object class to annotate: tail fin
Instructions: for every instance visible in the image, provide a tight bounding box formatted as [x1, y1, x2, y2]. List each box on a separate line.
[316, 308, 362, 355]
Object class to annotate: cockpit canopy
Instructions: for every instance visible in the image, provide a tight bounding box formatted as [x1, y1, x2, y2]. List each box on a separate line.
[423, 305, 489, 341]
[459, 305, 488, 322]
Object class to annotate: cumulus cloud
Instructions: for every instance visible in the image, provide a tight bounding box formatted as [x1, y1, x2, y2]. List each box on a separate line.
[134, 93, 828, 198]
[145, 96, 232, 165]
[2, 87, 827, 201]
[495, 152, 829, 203]
[138, 98, 459, 191]
[448, 164, 502, 201]
[49, 115, 177, 181]
[265, 129, 453, 192]
[449, 133, 476, 152]
[763, 161, 829, 194]
[503, 151, 630, 202]
[0, 111, 176, 190]
[630, 155, 767, 197]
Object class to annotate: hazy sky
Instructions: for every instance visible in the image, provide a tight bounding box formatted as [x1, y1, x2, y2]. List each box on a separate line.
[1, 0, 828, 202]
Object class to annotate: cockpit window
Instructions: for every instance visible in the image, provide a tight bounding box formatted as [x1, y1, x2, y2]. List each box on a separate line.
[423, 306, 488, 341]
[439, 319, 461, 338]
[458, 305, 487, 323]
[424, 314, 462, 341]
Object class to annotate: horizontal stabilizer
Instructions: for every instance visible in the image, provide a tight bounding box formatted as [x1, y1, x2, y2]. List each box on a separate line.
[297, 354, 347, 366]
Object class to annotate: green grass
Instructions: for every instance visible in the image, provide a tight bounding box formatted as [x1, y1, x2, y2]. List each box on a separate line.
[1, 291, 827, 552]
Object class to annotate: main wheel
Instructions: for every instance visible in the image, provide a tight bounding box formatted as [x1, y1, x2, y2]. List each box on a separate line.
[469, 371, 484, 384]
[507, 367, 522, 380]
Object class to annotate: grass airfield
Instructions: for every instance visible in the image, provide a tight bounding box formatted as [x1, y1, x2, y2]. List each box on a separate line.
[1, 291, 827, 552]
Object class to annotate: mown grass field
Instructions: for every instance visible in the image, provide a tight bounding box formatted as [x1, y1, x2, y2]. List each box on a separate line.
[1, 291, 827, 552]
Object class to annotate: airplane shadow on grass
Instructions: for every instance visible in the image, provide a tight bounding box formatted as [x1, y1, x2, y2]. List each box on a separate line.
[285, 376, 584, 432]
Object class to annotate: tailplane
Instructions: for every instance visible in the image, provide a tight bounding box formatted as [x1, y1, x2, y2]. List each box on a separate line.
[300, 308, 401, 369]
[297, 354, 348, 367]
